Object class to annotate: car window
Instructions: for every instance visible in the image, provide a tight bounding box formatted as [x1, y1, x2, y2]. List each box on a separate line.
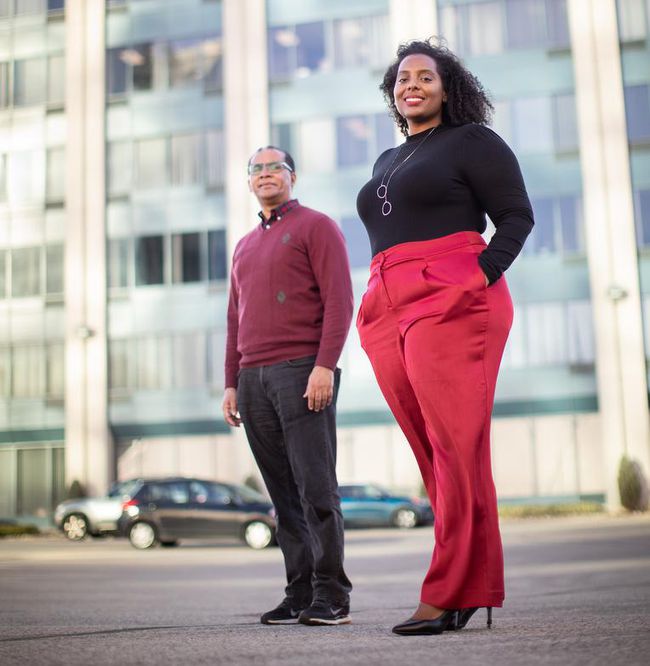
[363, 485, 384, 499]
[107, 480, 140, 499]
[208, 483, 234, 504]
[228, 484, 266, 504]
[145, 482, 189, 504]
[339, 485, 363, 499]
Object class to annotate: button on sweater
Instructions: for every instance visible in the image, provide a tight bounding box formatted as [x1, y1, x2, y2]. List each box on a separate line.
[224, 202, 354, 389]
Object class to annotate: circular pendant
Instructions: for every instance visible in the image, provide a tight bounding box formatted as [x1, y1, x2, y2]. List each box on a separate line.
[382, 200, 392, 216]
[376, 185, 387, 199]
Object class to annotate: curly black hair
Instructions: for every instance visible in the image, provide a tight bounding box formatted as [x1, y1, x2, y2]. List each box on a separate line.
[380, 38, 493, 136]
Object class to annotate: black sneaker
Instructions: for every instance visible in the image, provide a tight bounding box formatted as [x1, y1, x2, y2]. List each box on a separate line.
[260, 599, 309, 625]
[298, 601, 351, 626]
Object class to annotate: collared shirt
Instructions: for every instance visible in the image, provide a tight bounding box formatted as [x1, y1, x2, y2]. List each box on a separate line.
[258, 198, 300, 229]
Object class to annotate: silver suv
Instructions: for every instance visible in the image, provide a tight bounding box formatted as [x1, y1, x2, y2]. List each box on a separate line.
[54, 480, 140, 541]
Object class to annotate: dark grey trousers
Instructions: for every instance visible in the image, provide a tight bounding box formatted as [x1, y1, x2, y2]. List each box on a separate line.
[237, 355, 352, 607]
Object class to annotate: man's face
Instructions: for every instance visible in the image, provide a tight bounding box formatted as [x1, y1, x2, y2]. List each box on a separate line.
[248, 148, 296, 206]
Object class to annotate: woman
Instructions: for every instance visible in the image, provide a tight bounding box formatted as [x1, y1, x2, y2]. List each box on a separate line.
[356, 39, 534, 636]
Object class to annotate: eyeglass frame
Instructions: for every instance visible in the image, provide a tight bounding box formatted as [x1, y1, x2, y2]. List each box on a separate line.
[247, 161, 294, 176]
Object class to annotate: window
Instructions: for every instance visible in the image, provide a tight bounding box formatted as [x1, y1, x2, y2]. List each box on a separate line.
[107, 141, 133, 197]
[511, 96, 554, 153]
[559, 196, 583, 254]
[0, 153, 6, 201]
[135, 336, 172, 390]
[268, 26, 297, 82]
[618, 0, 647, 41]
[173, 332, 206, 388]
[106, 48, 128, 96]
[15, 0, 44, 15]
[624, 85, 650, 142]
[171, 134, 201, 186]
[144, 482, 189, 504]
[109, 339, 131, 391]
[337, 116, 371, 167]
[553, 93, 579, 153]
[14, 58, 47, 107]
[169, 39, 203, 88]
[17, 449, 49, 517]
[637, 189, 650, 246]
[528, 198, 556, 254]
[46, 148, 65, 202]
[8, 151, 45, 204]
[207, 329, 225, 389]
[108, 237, 130, 288]
[48, 55, 65, 106]
[130, 44, 153, 91]
[11, 247, 41, 298]
[546, 0, 570, 48]
[271, 123, 293, 160]
[172, 232, 202, 283]
[0, 250, 5, 298]
[295, 22, 327, 75]
[205, 129, 225, 189]
[0, 347, 9, 397]
[135, 235, 164, 286]
[208, 229, 226, 280]
[46, 343, 64, 398]
[375, 113, 395, 154]
[106, 43, 156, 96]
[48, 0, 65, 11]
[12, 346, 45, 397]
[135, 138, 167, 189]
[0, 62, 10, 109]
[526, 303, 568, 365]
[297, 118, 335, 174]
[342, 217, 371, 269]
[506, 0, 547, 49]
[202, 36, 223, 92]
[45, 245, 64, 295]
[466, 2, 503, 55]
[333, 15, 389, 69]
[567, 301, 594, 365]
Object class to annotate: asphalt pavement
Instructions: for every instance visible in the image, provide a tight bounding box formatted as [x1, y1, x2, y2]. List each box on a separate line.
[1, 514, 649, 665]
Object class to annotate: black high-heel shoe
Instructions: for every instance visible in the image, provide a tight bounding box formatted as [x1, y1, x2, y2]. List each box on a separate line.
[454, 606, 493, 630]
[392, 609, 458, 636]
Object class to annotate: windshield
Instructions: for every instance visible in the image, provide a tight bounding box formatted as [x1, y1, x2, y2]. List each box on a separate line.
[229, 484, 267, 503]
[107, 479, 141, 499]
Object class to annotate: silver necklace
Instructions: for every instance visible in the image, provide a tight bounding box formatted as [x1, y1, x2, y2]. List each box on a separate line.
[376, 125, 441, 216]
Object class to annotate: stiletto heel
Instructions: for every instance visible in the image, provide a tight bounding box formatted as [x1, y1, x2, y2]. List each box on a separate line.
[456, 606, 494, 630]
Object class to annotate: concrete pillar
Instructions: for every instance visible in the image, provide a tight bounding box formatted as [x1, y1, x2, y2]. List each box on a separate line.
[64, 0, 111, 496]
[568, 0, 650, 508]
[389, 0, 438, 48]
[222, 0, 270, 254]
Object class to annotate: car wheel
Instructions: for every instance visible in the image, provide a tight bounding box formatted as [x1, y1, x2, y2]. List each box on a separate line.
[243, 521, 273, 549]
[392, 508, 418, 529]
[128, 522, 158, 549]
[62, 513, 89, 541]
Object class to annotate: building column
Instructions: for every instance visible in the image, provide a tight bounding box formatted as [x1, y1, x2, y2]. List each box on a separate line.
[389, 0, 438, 48]
[64, 0, 111, 496]
[568, 0, 650, 507]
[223, 0, 270, 254]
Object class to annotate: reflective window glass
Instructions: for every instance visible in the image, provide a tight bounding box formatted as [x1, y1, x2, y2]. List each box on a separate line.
[17, 449, 49, 516]
[202, 36, 223, 92]
[270, 124, 293, 160]
[297, 118, 335, 174]
[208, 229, 226, 281]
[337, 116, 370, 167]
[14, 58, 47, 107]
[169, 39, 203, 88]
[528, 198, 556, 254]
[11, 247, 41, 297]
[567, 301, 595, 365]
[205, 129, 225, 189]
[375, 113, 395, 154]
[512, 97, 553, 153]
[48, 0, 65, 11]
[467, 2, 503, 55]
[295, 22, 327, 75]
[526, 303, 568, 365]
[46, 148, 65, 202]
[107, 141, 133, 197]
[553, 93, 579, 152]
[48, 55, 65, 106]
[342, 217, 371, 269]
[106, 48, 128, 96]
[46, 244, 64, 295]
[46, 343, 64, 397]
[173, 332, 206, 388]
[15, 0, 44, 15]
[268, 26, 296, 81]
[618, 0, 647, 41]
[171, 134, 201, 186]
[136, 336, 171, 390]
[546, 0, 570, 48]
[0, 250, 5, 298]
[135, 138, 167, 189]
[207, 329, 225, 389]
[109, 339, 131, 391]
[506, 0, 547, 49]
[0, 62, 9, 108]
[172, 232, 202, 283]
[624, 85, 650, 142]
[135, 235, 164, 286]
[8, 151, 45, 204]
[108, 237, 130, 289]
[12, 346, 45, 397]
[334, 16, 389, 68]
[0, 347, 9, 398]
[130, 44, 153, 91]
[0, 153, 6, 201]
[559, 196, 583, 254]
[638, 189, 650, 246]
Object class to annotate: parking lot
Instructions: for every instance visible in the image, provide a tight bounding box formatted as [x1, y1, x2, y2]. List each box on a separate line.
[1, 514, 650, 665]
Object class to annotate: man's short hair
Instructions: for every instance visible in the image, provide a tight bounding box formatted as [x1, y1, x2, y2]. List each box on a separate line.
[248, 145, 296, 173]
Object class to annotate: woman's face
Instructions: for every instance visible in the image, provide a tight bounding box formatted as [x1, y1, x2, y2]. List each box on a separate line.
[393, 53, 446, 133]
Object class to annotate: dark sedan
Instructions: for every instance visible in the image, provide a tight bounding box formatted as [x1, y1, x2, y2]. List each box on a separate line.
[118, 477, 276, 549]
[339, 483, 433, 529]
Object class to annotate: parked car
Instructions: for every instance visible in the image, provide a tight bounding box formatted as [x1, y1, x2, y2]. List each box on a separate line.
[339, 483, 433, 529]
[118, 477, 276, 550]
[54, 480, 140, 541]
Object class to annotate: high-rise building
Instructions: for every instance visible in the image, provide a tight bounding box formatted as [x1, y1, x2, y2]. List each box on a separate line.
[1, 0, 648, 521]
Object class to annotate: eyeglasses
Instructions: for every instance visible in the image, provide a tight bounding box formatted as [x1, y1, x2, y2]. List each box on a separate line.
[247, 161, 293, 176]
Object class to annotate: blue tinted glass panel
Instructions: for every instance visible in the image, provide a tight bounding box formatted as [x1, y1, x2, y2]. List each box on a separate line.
[337, 116, 370, 167]
[639, 190, 650, 247]
[296, 22, 326, 74]
[624, 85, 650, 141]
[208, 229, 227, 281]
[342, 217, 371, 269]
[136, 236, 164, 286]
[268, 26, 295, 81]
[529, 198, 555, 254]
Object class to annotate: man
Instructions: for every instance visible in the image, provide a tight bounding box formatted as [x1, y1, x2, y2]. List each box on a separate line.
[222, 146, 353, 626]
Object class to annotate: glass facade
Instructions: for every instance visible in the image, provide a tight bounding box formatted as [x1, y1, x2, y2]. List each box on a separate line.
[0, 0, 66, 518]
[104, 0, 227, 431]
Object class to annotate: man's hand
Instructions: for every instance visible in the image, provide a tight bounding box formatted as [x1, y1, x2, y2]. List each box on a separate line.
[222, 387, 241, 427]
[303, 365, 334, 412]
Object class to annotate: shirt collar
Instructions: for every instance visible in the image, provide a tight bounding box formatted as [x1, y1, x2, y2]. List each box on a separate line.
[258, 199, 299, 229]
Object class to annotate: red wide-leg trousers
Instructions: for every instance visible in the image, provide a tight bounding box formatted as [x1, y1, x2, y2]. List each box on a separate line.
[356, 232, 513, 609]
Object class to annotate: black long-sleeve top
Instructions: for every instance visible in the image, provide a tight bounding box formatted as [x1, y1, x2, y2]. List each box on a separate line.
[356, 123, 534, 283]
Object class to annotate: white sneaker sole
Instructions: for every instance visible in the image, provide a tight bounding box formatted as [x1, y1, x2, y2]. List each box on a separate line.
[299, 615, 351, 626]
[263, 618, 301, 625]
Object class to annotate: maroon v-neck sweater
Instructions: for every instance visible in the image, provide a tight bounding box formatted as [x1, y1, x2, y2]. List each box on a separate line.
[224, 202, 353, 389]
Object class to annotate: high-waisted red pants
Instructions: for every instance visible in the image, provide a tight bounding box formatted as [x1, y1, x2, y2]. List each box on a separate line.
[356, 232, 513, 609]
